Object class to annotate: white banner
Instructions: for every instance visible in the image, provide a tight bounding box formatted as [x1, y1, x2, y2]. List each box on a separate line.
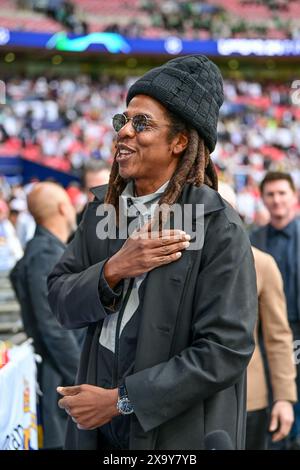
[0, 341, 38, 450]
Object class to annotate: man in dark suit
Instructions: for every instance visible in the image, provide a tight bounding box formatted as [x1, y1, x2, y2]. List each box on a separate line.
[251, 171, 300, 449]
[48, 56, 257, 450]
[10, 182, 83, 449]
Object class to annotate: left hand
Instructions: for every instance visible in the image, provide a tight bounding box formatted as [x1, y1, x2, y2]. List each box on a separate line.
[269, 400, 294, 442]
[57, 384, 120, 430]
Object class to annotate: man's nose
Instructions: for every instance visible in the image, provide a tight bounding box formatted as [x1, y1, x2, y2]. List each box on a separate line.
[117, 120, 135, 139]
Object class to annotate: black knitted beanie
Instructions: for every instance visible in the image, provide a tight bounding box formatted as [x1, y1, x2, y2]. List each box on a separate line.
[126, 55, 224, 152]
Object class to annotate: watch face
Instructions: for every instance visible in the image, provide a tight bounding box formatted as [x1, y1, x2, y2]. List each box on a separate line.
[118, 397, 134, 415]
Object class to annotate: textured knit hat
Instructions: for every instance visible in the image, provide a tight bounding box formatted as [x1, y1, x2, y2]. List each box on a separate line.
[126, 55, 224, 152]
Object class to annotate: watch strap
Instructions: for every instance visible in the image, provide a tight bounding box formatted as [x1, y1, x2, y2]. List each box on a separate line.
[118, 383, 128, 400]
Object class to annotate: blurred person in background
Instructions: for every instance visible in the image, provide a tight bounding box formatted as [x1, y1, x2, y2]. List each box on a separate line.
[0, 199, 23, 272]
[10, 182, 84, 449]
[237, 185, 257, 224]
[0, 177, 11, 201]
[66, 181, 86, 216]
[82, 159, 111, 202]
[76, 159, 111, 224]
[253, 200, 270, 228]
[219, 182, 297, 449]
[8, 198, 24, 229]
[9, 198, 36, 248]
[247, 247, 296, 450]
[251, 171, 300, 449]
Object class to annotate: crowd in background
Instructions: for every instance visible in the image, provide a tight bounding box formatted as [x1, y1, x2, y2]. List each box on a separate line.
[1, 75, 300, 229]
[0, 158, 111, 272]
[0, 76, 124, 173]
[10, 0, 300, 40]
[138, 0, 300, 40]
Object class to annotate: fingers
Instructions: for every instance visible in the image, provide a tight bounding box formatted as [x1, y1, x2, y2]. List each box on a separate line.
[160, 230, 190, 239]
[58, 394, 77, 409]
[57, 386, 82, 416]
[136, 230, 190, 246]
[58, 396, 77, 416]
[136, 219, 189, 241]
[133, 230, 190, 271]
[271, 416, 293, 442]
[270, 402, 294, 442]
[160, 231, 191, 242]
[137, 237, 189, 270]
[57, 386, 81, 396]
[58, 397, 69, 409]
[272, 426, 288, 442]
[157, 240, 190, 256]
[269, 412, 278, 434]
[151, 251, 183, 268]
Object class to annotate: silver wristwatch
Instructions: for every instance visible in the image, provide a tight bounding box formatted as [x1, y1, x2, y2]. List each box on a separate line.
[117, 383, 134, 415]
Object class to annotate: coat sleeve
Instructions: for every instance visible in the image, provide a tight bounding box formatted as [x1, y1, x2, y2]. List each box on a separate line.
[47, 214, 115, 329]
[99, 270, 124, 312]
[27, 248, 81, 385]
[259, 255, 297, 403]
[125, 216, 258, 433]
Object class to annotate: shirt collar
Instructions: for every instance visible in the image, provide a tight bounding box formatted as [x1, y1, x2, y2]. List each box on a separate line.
[268, 219, 296, 238]
[121, 180, 169, 203]
[120, 180, 169, 226]
[121, 180, 168, 213]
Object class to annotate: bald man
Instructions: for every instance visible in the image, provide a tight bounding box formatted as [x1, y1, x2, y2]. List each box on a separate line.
[27, 182, 77, 242]
[10, 182, 83, 449]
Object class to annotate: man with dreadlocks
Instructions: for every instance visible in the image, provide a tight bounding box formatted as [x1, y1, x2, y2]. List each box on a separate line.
[48, 55, 257, 450]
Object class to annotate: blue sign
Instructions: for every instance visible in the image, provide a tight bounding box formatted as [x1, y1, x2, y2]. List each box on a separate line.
[1, 28, 300, 56]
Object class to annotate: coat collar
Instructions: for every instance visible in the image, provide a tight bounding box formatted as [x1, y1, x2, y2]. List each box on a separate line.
[90, 184, 108, 201]
[90, 183, 225, 217]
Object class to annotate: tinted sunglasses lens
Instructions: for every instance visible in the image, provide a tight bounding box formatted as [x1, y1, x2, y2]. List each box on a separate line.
[112, 114, 126, 132]
[132, 114, 147, 132]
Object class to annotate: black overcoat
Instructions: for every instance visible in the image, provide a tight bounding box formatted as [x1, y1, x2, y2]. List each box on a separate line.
[48, 183, 257, 450]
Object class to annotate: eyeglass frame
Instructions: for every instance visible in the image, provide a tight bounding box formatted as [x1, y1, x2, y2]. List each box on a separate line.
[112, 112, 170, 134]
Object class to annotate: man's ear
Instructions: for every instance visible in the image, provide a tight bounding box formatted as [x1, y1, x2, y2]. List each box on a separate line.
[172, 131, 189, 156]
[58, 201, 67, 217]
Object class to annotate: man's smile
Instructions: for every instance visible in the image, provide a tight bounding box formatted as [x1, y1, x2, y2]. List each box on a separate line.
[116, 144, 136, 162]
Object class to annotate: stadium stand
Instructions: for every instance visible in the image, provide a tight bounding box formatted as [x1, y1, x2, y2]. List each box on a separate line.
[0, 0, 299, 39]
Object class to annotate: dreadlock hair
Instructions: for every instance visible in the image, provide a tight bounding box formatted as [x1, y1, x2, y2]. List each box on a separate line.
[104, 109, 218, 227]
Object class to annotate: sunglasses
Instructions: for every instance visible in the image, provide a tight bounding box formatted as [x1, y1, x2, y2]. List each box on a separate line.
[112, 113, 151, 133]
